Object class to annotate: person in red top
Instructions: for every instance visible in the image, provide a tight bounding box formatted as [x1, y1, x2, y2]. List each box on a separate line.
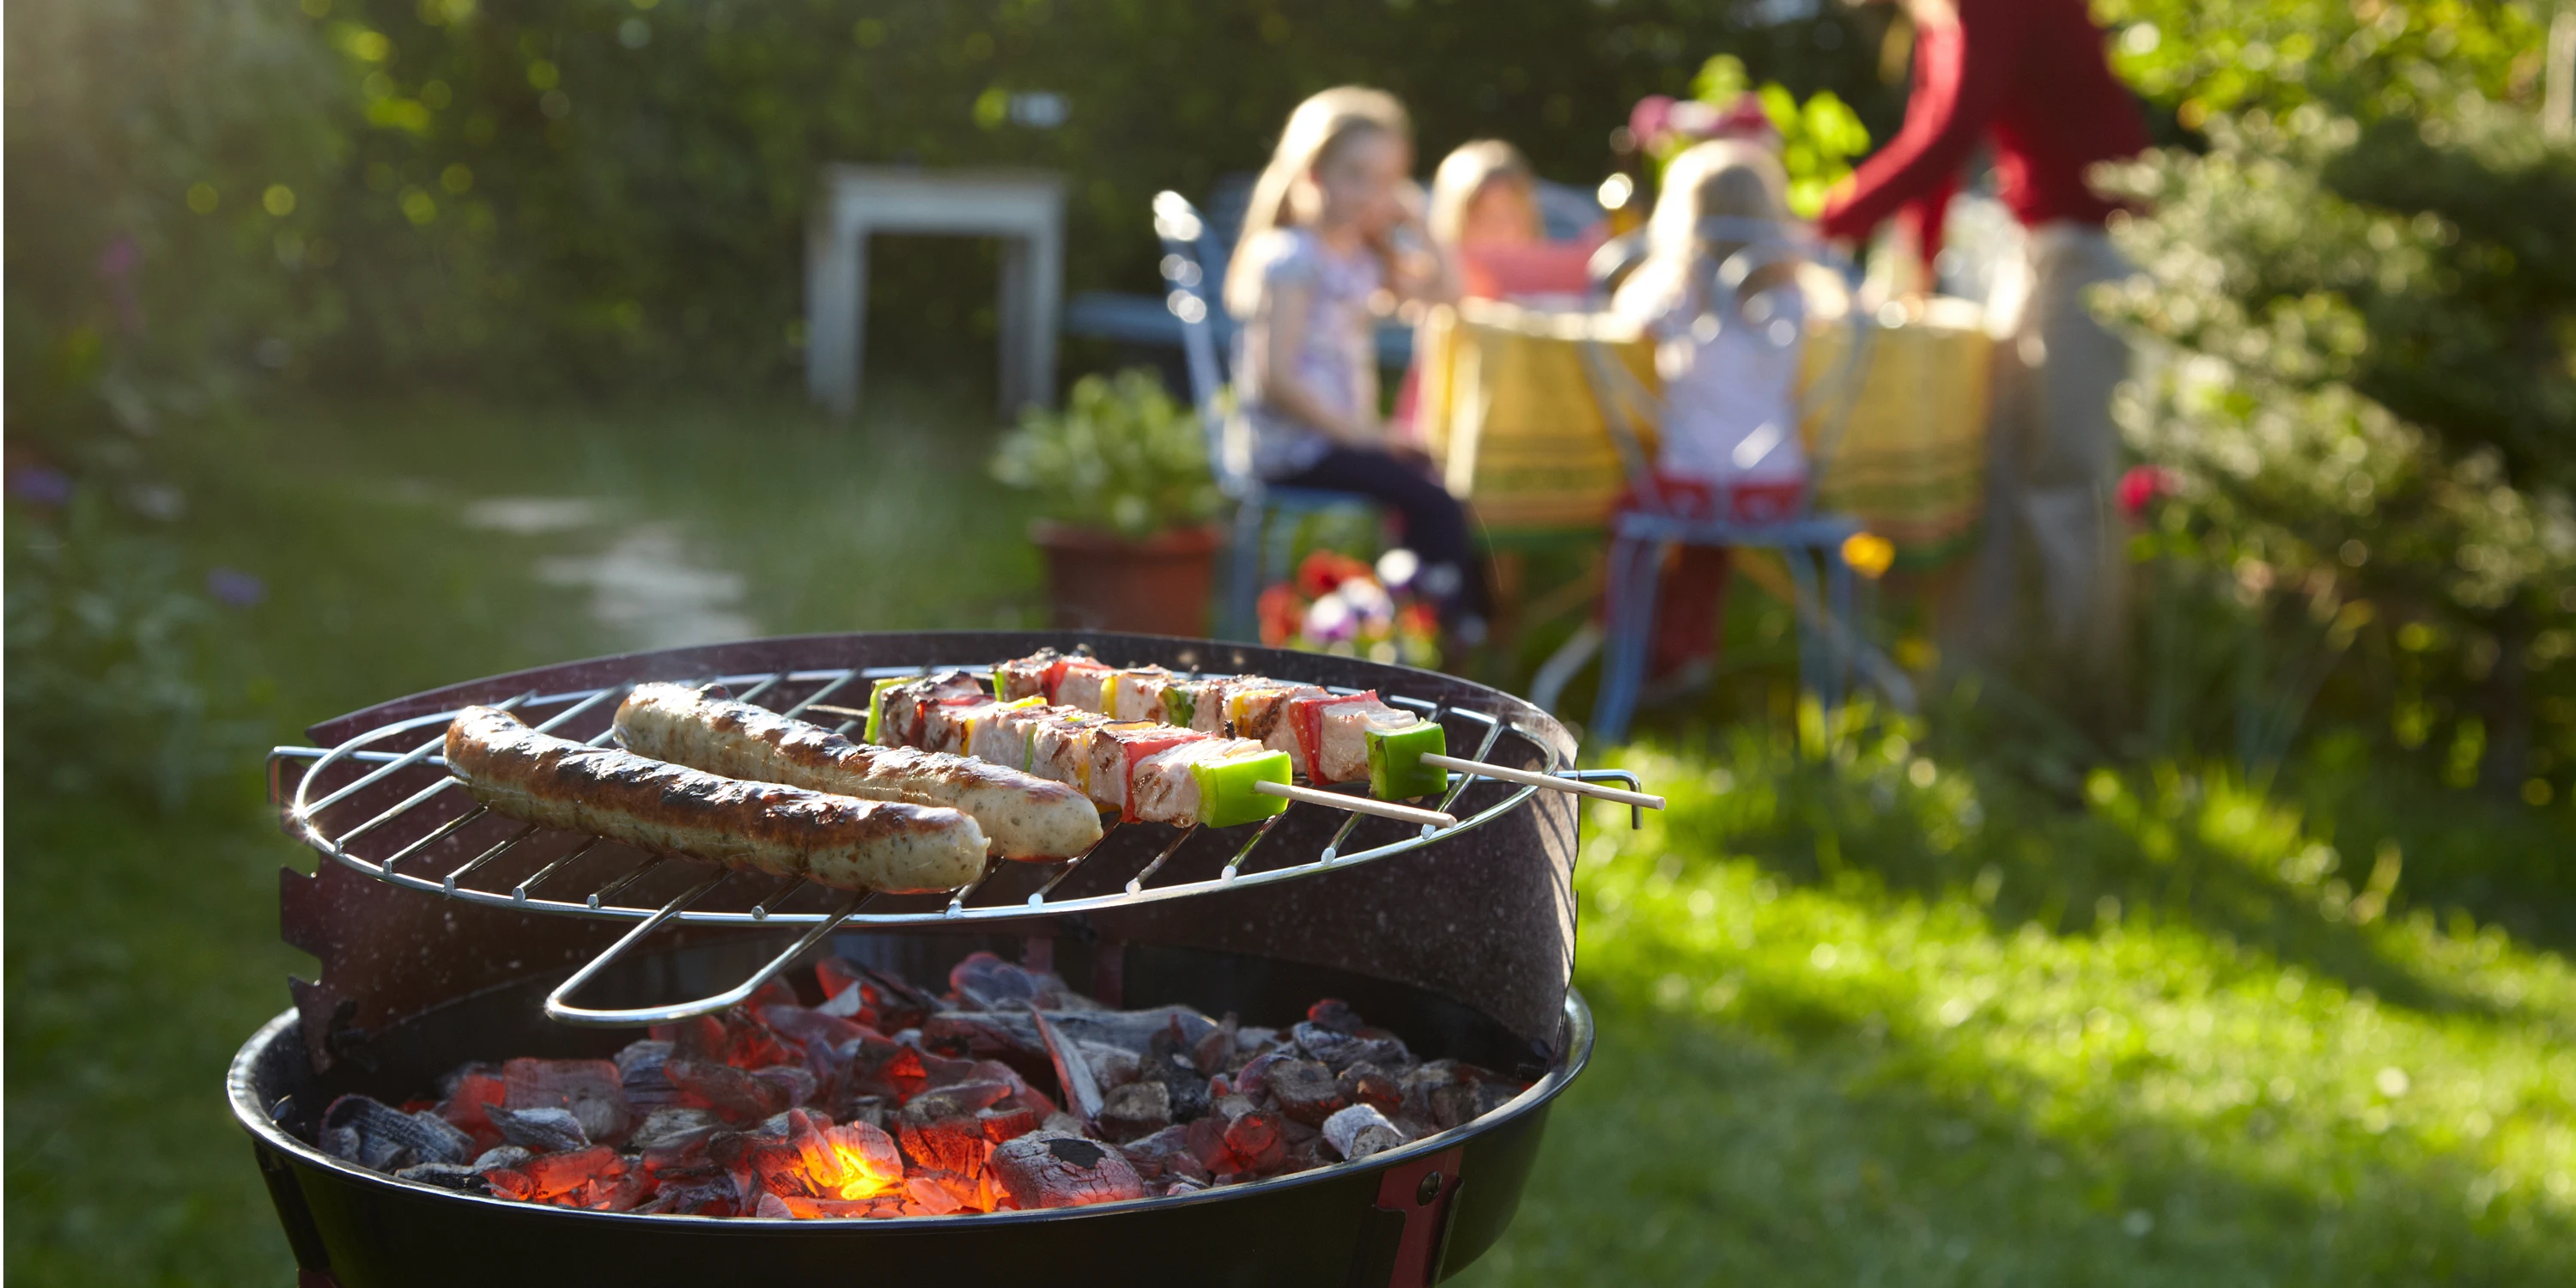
[1820, 0, 2151, 699]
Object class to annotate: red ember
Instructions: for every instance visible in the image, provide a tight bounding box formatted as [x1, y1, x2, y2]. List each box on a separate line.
[325, 953, 1528, 1220]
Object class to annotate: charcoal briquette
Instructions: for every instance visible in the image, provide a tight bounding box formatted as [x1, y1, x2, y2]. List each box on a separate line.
[486, 1104, 590, 1153]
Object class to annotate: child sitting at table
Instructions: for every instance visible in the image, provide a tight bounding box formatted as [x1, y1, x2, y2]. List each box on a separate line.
[1394, 141, 1606, 443]
[1425, 140, 1601, 302]
[1606, 139, 1811, 694]
[1224, 87, 1490, 642]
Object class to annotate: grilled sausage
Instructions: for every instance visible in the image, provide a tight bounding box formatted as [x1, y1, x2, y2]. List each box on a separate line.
[611, 683, 1104, 861]
[444, 706, 987, 893]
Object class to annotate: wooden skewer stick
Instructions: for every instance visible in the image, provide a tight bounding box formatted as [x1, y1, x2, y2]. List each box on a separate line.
[1252, 781, 1458, 829]
[769, 704, 1462, 826]
[1419, 753, 1666, 810]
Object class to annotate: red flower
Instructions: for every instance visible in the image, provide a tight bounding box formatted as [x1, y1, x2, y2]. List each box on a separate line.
[1294, 550, 1374, 600]
[1256, 584, 1304, 647]
[1395, 601, 1439, 641]
[2117, 465, 2176, 519]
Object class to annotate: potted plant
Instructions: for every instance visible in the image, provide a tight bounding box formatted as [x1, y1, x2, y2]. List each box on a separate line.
[991, 369, 1226, 635]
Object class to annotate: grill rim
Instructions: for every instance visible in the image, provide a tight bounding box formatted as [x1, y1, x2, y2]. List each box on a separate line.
[228, 986, 1595, 1229]
[276, 629, 1587, 1072]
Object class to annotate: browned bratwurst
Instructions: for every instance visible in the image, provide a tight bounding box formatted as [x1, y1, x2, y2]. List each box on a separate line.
[611, 683, 1103, 860]
[442, 705, 987, 893]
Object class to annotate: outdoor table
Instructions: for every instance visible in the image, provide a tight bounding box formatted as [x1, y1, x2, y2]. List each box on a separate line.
[805, 165, 1066, 417]
[1417, 295, 1991, 728]
[1416, 295, 1998, 574]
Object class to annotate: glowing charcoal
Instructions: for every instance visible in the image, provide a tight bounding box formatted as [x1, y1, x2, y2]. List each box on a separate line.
[990, 1133, 1147, 1209]
[500, 1057, 630, 1145]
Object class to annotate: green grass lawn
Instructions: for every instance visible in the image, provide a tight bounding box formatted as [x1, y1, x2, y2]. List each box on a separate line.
[4, 382, 1040, 1285]
[9, 387, 2573, 1285]
[1460, 731, 2576, 1285]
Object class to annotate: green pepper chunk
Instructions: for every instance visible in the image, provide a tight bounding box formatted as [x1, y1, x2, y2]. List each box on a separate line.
[864, 676, 911, 746]
[1161, 685, 1197, 730]
[1366, 720, 1449, 800]
[1192, 750, 1291, 828]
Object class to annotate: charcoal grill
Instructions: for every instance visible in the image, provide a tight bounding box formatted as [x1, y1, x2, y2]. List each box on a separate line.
[236, 631, 1616, 1287]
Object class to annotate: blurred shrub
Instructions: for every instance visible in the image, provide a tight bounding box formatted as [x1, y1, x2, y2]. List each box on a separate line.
[5, 0, 1903, 401]
[4, 487, 262, 811]
[2095, 3, 2576, 799]
[4, 0, 357, 444]
[990, 368, 1221, 538]
[1674, 54, 1871, 216]
[2095, 0, 2551, 126]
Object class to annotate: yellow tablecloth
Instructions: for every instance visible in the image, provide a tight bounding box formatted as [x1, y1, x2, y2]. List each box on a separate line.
[1800, 297, 1995, 563]
[1416, 301, 1657, 534]
[1416, 296, 1994, 564]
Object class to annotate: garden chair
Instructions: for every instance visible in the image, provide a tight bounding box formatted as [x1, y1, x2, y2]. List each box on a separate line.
[1543, 218, 1909, 742]
[1150, 191, 1379, 641]
[1408, 298, 1660, 654]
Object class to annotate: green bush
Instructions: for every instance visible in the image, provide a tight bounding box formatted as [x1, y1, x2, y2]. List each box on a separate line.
[4, 487, 261, 811]
[5, 0, 1906, 401]
[2095, 0, 2549, 124]
[3, 0, 356, 438]
[990, 368, 1221, 538]
[1670, 54, 1872, 217]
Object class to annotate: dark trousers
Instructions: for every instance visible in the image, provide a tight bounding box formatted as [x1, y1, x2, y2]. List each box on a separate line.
[1274, 447, 1492, 623]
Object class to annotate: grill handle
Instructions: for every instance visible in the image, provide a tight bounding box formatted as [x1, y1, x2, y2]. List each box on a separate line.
[541, 876, 864, 1026]
[1561, 768, 1655, 830]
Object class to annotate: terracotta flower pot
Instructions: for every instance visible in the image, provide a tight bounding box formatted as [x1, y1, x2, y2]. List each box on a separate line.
[1029, 520, 1221, 636]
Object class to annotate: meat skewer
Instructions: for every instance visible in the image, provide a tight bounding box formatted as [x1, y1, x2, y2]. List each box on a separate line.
[851, 672, 1457, 830]
[611, 683, 1102, 861]
[991, 650, 1665, 811]
[443, 706, 987, 894]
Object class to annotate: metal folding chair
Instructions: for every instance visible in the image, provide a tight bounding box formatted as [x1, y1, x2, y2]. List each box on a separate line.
[1151, 191, 1376, 641]
[1550, 219, 1899, 742]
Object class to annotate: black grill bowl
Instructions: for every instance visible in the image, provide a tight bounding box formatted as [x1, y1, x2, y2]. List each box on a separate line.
[232, 936, 1594, 1287]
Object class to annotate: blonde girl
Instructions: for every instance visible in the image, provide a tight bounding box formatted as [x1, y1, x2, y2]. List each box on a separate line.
[1227, 87, 1486, 636]
[1426, 140, 1540, 252]
[1617, 139, 1809, 493]
[1607, 139, 1812, 689]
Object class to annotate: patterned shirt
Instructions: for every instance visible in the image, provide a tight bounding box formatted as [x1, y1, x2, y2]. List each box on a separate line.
[1230, 228, 1383, 478]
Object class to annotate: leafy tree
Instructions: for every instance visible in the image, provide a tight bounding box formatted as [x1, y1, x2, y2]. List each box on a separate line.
[9, 0, 1905, 398]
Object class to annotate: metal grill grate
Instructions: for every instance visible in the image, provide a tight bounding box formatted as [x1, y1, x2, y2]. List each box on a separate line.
[274, 663, 1640, 1025]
